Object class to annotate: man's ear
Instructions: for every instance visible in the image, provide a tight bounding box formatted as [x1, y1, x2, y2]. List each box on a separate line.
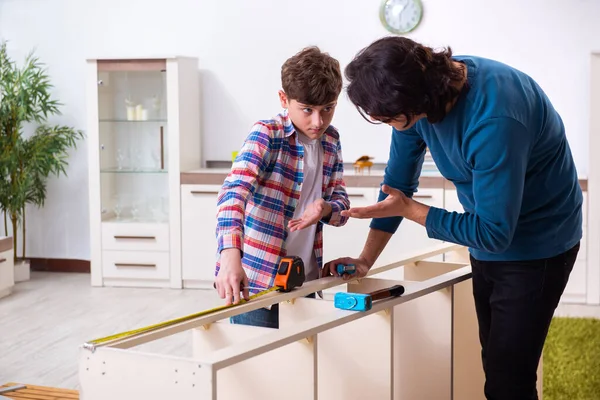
[278, 90, 289, 109]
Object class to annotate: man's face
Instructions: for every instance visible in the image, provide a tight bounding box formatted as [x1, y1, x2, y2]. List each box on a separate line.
[370, 113, 425, 131]
[279, 91, 337, 140]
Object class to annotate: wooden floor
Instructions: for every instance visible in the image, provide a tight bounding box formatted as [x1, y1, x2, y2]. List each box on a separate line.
[0, 382, 79, 399]
[0, 272, 223, 390]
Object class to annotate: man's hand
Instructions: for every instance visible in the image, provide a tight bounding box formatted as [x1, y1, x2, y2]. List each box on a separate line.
[215, 249, 249, 305]
[340, 185, 430, 226]
[288, 198, 332, 232]
[341, 185, 409, 219]
[323, 256, 372, 281]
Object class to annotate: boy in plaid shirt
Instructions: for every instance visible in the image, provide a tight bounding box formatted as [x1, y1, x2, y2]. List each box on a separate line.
[214, 47, 350, 328]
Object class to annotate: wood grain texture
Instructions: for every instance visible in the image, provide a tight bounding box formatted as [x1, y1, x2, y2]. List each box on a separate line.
[0, 272, 224, 390]
[0, 382, 79, 399]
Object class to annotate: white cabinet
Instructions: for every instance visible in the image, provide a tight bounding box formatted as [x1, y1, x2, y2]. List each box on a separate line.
[562, 192, 588, 303]
[443, 188, 462, 213]
[0, 239, 14, 299]
[87, 57, 200, 288]
[446, 188, 589, 304]
[322, 187, 445, 282]
[376, 188, 445, 280]
[181, 184, 221, 288]
[322, 187, 378, 264]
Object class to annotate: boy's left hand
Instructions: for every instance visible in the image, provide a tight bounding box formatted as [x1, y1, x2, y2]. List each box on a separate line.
[288, 199, 332, 232]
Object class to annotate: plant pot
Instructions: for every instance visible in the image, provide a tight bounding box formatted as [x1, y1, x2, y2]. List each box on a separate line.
[14, 259, 30, 282]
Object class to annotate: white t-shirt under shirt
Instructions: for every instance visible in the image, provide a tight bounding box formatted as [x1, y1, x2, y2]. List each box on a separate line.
[285, 132, 323, 282]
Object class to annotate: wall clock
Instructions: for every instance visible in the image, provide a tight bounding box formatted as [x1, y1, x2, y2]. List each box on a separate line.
[379, 0, 423, 35]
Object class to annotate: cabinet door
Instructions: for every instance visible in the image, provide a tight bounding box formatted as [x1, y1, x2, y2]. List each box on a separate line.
[323, 187, 445, 282]
[562, 192, 588, 303]
[181, 184, 221, 287]
[447, 188, 590, 304]
[444, 188, 462, 213]
[322, 187, 378, 295]
[322, 187, 378, 263]
[0, 248, 14, 298]
[376, 188, 446, 280]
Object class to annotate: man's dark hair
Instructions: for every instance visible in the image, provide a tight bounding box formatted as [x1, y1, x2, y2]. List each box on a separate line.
[281, 46, 343, 106]
[345, 36, 466, 126]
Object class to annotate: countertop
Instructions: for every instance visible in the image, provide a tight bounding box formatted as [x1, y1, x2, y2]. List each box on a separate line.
[181, 167, 588, 191]
[0, 236, 13, 252]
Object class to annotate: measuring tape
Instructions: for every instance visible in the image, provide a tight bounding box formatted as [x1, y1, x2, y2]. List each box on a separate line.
[83, 286, 280, 351]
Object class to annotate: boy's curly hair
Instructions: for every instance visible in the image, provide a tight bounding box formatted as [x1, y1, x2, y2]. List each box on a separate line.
[281, 46, 342, 106]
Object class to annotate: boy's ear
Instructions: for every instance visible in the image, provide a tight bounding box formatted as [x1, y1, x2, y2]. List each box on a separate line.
[278, 90, 289, 109]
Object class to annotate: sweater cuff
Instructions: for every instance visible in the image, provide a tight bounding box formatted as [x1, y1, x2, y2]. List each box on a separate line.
[321, 200, 348, 226]
[425, 206, 444, 240]
[369, 215, 403, 234]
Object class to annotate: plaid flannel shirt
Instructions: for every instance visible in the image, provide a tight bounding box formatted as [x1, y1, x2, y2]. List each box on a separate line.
[215, 111, 350, 293]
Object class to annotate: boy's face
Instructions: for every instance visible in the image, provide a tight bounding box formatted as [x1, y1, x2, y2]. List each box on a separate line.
[279, 90, 337, 140]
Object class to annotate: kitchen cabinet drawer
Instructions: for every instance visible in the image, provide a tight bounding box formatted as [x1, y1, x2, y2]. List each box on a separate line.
[102, 250, 170, 280]
[102, 222, 170, 252]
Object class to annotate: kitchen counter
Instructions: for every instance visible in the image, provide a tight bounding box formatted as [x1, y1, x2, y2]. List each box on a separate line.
[181, 168, 588, 191]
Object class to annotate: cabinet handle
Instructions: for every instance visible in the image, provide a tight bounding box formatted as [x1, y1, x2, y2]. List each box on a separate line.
[348, 194, 365, 198]
[160, 126, 164, 170]
[115, 263, 156, 268]
[114, 235, 156, 240]
[413, 194, 433, 199]
[0, 258, 6, 264]
[191, 190, 219, 195]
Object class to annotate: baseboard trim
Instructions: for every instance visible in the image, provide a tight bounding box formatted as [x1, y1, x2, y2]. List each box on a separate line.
[29, 258, 90, 273]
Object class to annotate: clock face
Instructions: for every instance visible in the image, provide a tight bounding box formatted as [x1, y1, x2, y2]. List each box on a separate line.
[380, 0, 423, 35]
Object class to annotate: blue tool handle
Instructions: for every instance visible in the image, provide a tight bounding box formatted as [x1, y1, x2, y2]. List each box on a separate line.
[336, 263, 356, 275]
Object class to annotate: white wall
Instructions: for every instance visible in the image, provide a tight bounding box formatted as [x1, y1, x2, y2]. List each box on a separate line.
[0, 0, 598, 260]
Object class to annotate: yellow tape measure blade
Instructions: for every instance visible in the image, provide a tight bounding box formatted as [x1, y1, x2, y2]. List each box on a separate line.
[85, 286, 279, 347]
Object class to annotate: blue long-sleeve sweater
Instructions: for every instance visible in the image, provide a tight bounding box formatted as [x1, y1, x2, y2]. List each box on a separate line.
[371, 56, 583, 261]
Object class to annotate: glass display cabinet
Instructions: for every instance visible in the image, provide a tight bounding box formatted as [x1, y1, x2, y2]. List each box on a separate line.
[86, 57, 200, 288]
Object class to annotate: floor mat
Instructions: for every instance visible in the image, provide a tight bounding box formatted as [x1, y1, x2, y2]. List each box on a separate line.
[544, 317, 600, 400]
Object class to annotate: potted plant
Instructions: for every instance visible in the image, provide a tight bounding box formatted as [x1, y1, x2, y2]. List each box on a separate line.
[0, 41, 84, 273]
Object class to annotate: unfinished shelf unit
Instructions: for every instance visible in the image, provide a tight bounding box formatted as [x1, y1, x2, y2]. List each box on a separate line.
[78, 243, 543, 399]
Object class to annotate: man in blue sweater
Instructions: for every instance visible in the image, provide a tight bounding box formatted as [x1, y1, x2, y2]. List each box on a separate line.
[327, 37, 582, 400]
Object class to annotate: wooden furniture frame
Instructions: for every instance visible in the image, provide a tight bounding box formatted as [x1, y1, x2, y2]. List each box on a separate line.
[78, 243, 543, 399]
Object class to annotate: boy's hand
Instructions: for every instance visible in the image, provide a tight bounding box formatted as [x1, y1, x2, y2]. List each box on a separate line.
[288, 199, 332, 232]
[215, 249, 249, 305]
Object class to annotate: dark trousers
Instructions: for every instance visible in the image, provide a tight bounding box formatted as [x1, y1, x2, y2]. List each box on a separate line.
[230, 292, 316, 329]
[470, 242, 580, 400]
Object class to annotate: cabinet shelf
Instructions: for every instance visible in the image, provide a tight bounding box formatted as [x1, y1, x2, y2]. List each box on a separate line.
[100, 119, 167, 123]
[101, 168, 168, 174]
[102, 216, 168, 223]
